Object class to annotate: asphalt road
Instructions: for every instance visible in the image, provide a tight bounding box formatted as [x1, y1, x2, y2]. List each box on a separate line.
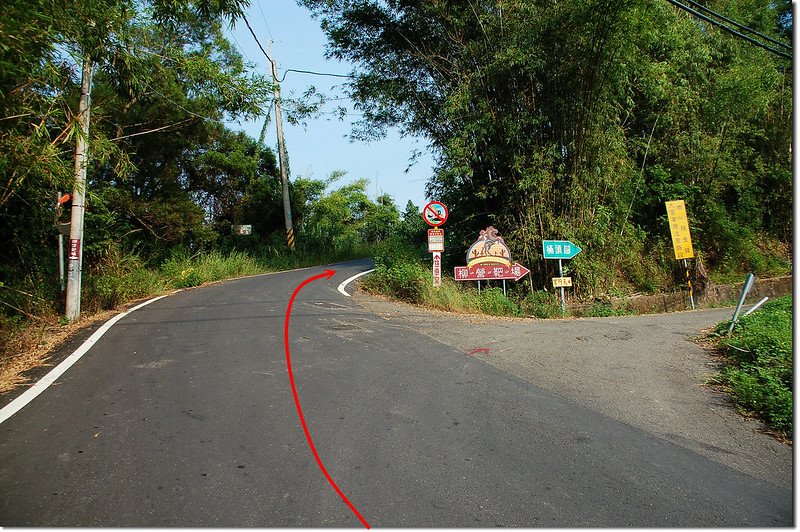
[0, 259, 792, 526]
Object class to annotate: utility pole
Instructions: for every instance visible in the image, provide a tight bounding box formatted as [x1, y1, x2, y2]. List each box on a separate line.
[65, 56, 93, 322]
[242, 16, 295, 250]
[268, 42, 295, 251]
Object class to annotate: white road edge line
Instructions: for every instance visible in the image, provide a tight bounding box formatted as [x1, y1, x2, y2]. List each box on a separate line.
[337, 269, 376, 297]
[0, 294, 168, 425]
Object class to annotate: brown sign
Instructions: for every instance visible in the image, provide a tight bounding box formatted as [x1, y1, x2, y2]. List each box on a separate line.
[552, 276, 573, 288]
[454, 226, 530, 282]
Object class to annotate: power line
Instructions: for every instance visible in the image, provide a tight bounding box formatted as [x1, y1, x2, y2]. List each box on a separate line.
[681, 0, 791, 51]
[229, 32, 253, 63]
[664, 0, 792, 60]
[255, 0, 275, 41]
[241, 14, 353, 83]
[242, 14, 276, 77]
[278, 68, 352, 83]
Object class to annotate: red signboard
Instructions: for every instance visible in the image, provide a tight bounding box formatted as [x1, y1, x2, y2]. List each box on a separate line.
[454, 226, 530, 282]
[454, 262, 530, 281]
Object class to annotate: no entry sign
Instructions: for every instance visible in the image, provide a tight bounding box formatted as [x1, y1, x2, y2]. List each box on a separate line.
[423, 201, 448, 227]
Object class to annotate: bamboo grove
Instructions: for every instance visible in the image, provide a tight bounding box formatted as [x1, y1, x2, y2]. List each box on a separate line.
[304, 0, 792, 293]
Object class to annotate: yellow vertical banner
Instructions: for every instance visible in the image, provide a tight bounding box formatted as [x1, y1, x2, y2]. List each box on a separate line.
[665, 200, 694, 260]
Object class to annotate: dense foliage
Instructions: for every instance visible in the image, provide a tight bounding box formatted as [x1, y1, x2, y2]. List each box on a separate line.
[0, 0, 793, 374]
[712, 296, 792, 436]
[0, 0, 401, 341]
[303, 0, 792, 295]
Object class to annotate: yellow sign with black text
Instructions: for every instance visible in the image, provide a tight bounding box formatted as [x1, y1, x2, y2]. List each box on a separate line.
[665, 200, 694, 260]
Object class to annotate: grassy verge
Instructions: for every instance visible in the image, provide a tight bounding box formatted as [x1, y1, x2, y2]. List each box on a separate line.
[709, 295, 792, 438]
[361, 239, 564, 319]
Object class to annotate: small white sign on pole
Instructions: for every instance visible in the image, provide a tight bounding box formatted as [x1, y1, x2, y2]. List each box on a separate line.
[428, 228, 444, 252]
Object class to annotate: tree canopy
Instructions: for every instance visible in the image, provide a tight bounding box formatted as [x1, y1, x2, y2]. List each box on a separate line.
[0, 0, 792, 330]
[303, 0, 792, 293]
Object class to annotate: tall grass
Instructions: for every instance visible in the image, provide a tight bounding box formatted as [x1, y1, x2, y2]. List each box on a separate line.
[84, 249, 165, 311]
[712, 295, 792, 437]
[362, 238, 538, 318]
[161, 250, 267, 289]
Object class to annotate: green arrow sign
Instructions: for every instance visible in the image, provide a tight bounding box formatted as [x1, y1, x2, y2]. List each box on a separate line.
[543, 240, 582, 260]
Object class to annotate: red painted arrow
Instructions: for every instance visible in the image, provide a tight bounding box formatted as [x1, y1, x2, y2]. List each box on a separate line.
[284, 269, 371, 529]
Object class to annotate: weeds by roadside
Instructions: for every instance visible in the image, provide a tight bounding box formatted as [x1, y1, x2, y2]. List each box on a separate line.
[708, 295, 792, 438]
[362, 238, 560, 318]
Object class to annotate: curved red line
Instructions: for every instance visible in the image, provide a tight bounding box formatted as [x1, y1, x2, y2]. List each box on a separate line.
[284, 270, 371, 529]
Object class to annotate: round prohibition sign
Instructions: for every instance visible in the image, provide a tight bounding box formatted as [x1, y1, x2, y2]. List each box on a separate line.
[423, 201, 449, 227]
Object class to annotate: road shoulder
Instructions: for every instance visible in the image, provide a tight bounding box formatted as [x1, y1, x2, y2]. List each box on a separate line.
[353, 290, 792, 490]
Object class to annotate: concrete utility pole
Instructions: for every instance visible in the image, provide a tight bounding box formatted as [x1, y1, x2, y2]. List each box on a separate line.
[241, 17, 295, 250]
[269, 44, 295, 250]
[65, 56, 93, 322]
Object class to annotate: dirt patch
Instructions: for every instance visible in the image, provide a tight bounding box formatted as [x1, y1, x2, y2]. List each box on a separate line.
[1, 308, 123, 396]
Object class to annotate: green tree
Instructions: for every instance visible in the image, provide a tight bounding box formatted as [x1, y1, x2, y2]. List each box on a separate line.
[361, 193, 400, 243]
[0, 0, 272, 316]
[303, 0, 792, 294]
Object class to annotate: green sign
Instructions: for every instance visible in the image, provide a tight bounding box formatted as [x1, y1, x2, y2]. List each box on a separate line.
[543, 240, 581, 260]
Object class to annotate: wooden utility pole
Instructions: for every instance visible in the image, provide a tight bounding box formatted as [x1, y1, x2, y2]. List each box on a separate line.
[269, 44, 295, 250]
[65, 56, 93, 322]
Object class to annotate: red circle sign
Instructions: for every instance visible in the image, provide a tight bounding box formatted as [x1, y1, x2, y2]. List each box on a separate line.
[423, 201, 449, 227]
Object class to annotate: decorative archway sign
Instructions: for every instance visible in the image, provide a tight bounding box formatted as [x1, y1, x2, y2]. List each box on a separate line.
[453, 226, 530, 295]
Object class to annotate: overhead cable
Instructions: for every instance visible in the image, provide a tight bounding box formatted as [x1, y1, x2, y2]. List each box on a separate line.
[242, 14, 276, 79]
[279, 69, 352, 83]
[681, 0, 791, 51]
[241, 14, 354, 83]
[664, 0, 792, 60]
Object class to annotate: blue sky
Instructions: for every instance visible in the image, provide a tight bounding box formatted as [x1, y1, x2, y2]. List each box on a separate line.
[224, 0, 435, 211]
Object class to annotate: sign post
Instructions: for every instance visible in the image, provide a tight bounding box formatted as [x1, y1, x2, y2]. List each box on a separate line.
[423, 202, 449, 289]
[543, 240, 582, 313]
[665, 200, 695, 310]
[454, 226, 530, 294]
